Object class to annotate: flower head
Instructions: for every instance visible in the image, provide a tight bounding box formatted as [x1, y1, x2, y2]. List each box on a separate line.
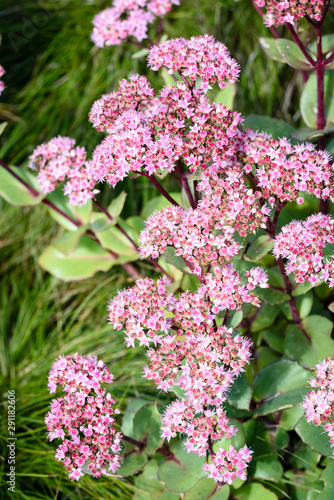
[29, 136, 99, 205]
[148, 35, 240, 90]
[46, 354, 122, 480]
[255, 0, 326, 26]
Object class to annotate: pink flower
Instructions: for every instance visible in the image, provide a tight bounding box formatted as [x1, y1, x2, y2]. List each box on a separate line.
[46, 354, 122, 480]
[203, 445, 253, 484]
[254, 0, 326, 26]
[148, 35, 240, 90]
[29, 136, 99, 205]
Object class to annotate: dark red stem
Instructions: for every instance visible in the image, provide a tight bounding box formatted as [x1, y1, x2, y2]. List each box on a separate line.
[285, 24, 316, 67]
[144, 173, 180, 207]
[176, 161, 197, 209]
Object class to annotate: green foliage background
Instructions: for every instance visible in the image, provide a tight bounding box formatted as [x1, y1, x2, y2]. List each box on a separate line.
[0, 1, 328, 499]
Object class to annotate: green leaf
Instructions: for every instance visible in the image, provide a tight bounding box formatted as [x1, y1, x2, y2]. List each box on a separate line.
[214, 82, 236, 110]
[279, 291, 313, 321]
[280, 405, 305, 431]
[292, 281, 316, 296]
[52, 226, 88, 255]
[0, 166, 44, 206]
[0, 121, 8, 136]
[232, 483, 278, 500]
[261, 322, 285, 353]
[291, 442, 320, 471]
[91, 215, 116, 232]
[285, 315, 334, 368]
[46, 188, 92, 230]
[256, 346, 281, 371]
[184, 479, 230, 500]
[131, 48, 149, 59]
[91, 214, 139, 261]
[291, 125, 334, 141]
[161, 68, 179, 88]
[227, 310, 243, 329]
[158, 440, 205, 493]
[227, 373, 252, 410]
[259, 37, 285, 63]
[118, 451, 148, 477]
[107, 191, 127, 218]
[318, 460, 334, 499]
[295, 417, 334, 457]
[163, 247, 191, 274]
[253, 360, 311, 416]
[38, 235, 115, 281]
[133, 403, 164, 455]
[141, 193, 182, 219]
[213, 419, 245, 452]
[181, 274, 201, 293]
[255, 287, 290, 305]
[243, 114, 295, 139]
[122, 398, 151, 438]
[246, 235, 274, 261]
[134, 460, 179, 500]
[276, 38, 314, 70]
[300, 71, 334, 129]
[251, 303, 279, 332]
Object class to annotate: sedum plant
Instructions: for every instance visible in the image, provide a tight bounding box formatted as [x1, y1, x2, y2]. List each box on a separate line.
[3, 0, 334, 498]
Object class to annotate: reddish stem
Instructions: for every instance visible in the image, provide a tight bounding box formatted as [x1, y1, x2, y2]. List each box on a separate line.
[285, 24, 316, 67]
[176, 161, 197, 209]
[144, 173, 180, 207]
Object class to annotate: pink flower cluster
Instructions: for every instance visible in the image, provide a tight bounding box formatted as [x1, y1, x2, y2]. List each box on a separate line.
[241, 131, 334, 205]
[0, 65, 5, 95]
[91, 0, 179, 47]
[108, 276, 177, 347]
[92, 124, 182, 187]
[148, 35, 240, 91]
[139, 205, 241, 276]
[108, 268, 266, 481]
[89, 74, 155, 133]
[29, 136, 99, 206]
[254, 0, 326, 26]
[46, 354, 122, 480]
[273, 214, 334, 286]
[197, 170, 270, 237]
[203, 445, 253, 485]
[303, 356, 334, 452]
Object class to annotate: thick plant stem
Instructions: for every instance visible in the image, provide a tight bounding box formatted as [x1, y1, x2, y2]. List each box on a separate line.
[286, 24, 316, 67]
[145, 173, 180, 207]
[176, 161, 196, 209]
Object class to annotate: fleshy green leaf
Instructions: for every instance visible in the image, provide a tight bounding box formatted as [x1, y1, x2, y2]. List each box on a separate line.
[131, 48, 149, 59]
[291, 125, 334, 141]
[46, 188, 92, 230]
[118, 451, 148, 477]
[255, 287, 290, 305]
[134, 460, 179, 500]
[38, 235, 115, 281]
[213, 419, 245, 452]
[259, 37, 285, 63]
[162, 247, 191, 274]
[276, 38, 314, 70]
[232, 483, 278, 500]
[107, 191, 127, 218]
[227, 373, 252, 410]
[184, 479, 230, 500]
[246, 235, 274, 261]
[251, 303, 279, 332]
[285, 315, 334, 368]
[91, 214, 139, 261]
[214, 82, 236, 110]
[133, 403, 164, 455]
[0, 165, 44, 206]
[243, 114, 295, 139]
[300, 71, 334, 129]
[122, 398, 151, 438]
[318, 460, 334, 499]
[158, 440, 205, 493]
[141, 193, 182, 219]
[52, 226, 88, 255]
[253, 360, 311, 416]
[295, 417, 334, 457]
[280, 405, 305, 431]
